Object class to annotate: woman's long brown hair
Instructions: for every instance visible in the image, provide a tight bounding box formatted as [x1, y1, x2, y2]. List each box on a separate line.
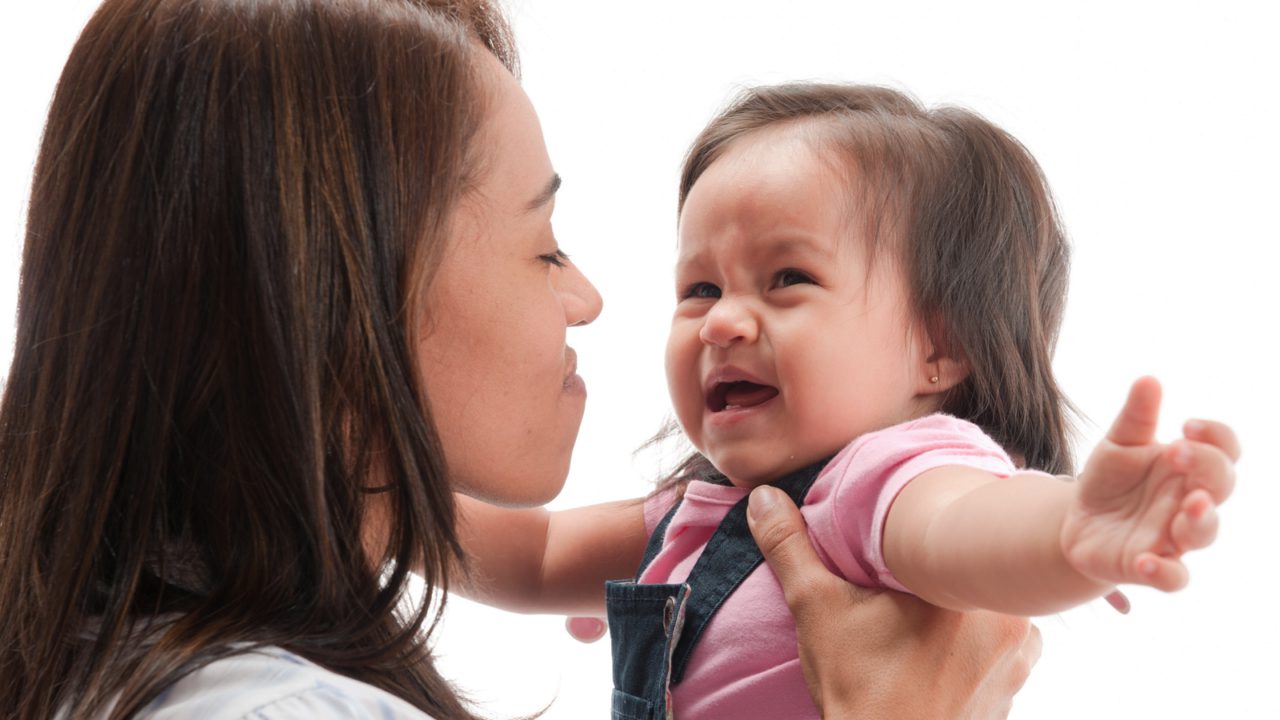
[660, 83, 1074, 492]
[0, 1, 515, 717]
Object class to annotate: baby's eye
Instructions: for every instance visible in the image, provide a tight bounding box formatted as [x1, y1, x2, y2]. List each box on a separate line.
[539, 249, 569, 268]
[773, 268, 816, 288]
[680, 282, 721, 300]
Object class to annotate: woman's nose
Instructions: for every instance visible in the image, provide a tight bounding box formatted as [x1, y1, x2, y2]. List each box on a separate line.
[698, 297, 757, 347]
[559, 263, 603, 327]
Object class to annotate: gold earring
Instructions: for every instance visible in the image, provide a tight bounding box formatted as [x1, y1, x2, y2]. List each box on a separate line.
[929, 375, 939, 384]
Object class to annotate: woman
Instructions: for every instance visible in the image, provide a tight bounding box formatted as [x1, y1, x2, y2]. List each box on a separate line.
[0, 0, 1039, 717]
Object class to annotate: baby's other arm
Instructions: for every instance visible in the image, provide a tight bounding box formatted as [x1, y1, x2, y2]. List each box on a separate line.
[453, 494, 648, 616]
[883, 377, 1237, 616]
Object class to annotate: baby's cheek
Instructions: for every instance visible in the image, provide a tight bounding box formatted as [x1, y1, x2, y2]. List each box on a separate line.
[664, 350, 700, 431]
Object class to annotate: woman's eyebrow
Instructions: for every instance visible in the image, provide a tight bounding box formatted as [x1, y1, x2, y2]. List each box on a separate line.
[524, 173, 561, 213]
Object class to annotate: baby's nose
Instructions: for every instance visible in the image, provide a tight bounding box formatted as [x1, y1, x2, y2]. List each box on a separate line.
[698, 297, 757, 347]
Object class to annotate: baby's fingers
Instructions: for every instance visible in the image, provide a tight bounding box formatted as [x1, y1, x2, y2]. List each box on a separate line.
[1170, 490, 1219, 552]
[1136, 552, 1189, 592]
[1169, 440, 1237, 505]
[565, 616, 607, 643]
[1183, 419, 1241, 463]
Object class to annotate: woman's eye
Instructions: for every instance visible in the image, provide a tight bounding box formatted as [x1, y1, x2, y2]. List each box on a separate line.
[539, 249, 569, 268]
[681, 282, 721, 300]
[774, 268, 816, 288]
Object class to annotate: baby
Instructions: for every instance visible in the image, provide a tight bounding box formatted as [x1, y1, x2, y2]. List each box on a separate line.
[455, 83, 1238, 720]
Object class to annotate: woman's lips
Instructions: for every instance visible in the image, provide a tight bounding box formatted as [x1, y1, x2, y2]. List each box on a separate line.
[563, 347, 585, 394]
[563, 373, 586, 394]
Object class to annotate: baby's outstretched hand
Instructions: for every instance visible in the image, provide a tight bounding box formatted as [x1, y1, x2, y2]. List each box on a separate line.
[1061, 377, 1239, 592]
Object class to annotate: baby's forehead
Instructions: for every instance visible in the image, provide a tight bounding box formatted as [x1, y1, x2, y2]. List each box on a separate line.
[702, 129, 836, 195]
[680, 125, 875, 244]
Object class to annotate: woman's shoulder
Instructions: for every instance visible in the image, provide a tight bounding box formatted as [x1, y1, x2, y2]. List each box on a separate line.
[137, 646, 435, 719]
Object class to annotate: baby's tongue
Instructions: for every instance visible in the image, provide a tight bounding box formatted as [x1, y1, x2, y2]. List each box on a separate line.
[723, 382, 779, 408]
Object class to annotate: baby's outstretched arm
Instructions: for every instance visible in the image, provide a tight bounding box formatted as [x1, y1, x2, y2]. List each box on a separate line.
[452, 495, 648, 616]
[883, 377, 1238, 616]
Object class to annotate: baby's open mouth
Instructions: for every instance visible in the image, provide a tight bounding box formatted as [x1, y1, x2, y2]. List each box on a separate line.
[707, 381, 779, 412]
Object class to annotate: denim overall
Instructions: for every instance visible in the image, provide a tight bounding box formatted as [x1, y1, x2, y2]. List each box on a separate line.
[604, 461, 825, 720]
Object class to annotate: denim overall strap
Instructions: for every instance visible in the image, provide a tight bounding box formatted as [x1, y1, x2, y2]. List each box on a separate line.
[666, 460, 826, 685]
[605, 460, 827, 718]
[636, 499, 681, 579]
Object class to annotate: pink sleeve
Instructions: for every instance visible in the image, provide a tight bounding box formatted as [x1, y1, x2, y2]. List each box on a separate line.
[802, 414, 1016, 593]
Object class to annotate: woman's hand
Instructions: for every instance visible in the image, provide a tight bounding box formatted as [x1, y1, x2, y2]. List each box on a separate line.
[748, 485, 1040, 719]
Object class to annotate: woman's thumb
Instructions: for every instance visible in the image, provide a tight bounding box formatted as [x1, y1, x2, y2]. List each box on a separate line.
[748, 485, 853, 607]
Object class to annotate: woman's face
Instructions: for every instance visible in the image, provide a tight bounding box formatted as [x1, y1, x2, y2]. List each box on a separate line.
[418, 52, 602, 507]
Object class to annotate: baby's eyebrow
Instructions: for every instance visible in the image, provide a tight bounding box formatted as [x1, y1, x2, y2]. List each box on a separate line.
[672, 248, 709, 275]
[524, 173, 561, 213]
[765, 235, 836, 260]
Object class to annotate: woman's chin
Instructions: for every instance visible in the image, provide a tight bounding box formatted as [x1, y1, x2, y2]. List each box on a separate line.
[455, 472, 568, 508]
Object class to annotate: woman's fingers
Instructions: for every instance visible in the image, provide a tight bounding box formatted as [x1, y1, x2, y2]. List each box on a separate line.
[1014, 620, 1043, 694]
[748, 485, 860, 715]
[750, 485, 1045, 717]
[946, 608, 1041, 719]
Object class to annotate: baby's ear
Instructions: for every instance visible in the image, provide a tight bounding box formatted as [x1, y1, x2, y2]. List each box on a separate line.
[917, 323, 968, 395]
[921, 352, 968, 394]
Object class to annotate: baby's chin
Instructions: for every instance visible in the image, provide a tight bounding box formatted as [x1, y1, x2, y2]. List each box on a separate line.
[713, 452, 831, 490]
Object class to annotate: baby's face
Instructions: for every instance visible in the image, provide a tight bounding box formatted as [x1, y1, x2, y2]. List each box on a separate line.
[666, 128, 938, 487]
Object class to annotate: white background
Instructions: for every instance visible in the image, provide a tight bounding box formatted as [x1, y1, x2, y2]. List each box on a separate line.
[3, 1, 1277, 718]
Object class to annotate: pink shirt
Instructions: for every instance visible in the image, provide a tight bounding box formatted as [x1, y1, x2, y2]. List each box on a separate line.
[639, 414, 1016, 720]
